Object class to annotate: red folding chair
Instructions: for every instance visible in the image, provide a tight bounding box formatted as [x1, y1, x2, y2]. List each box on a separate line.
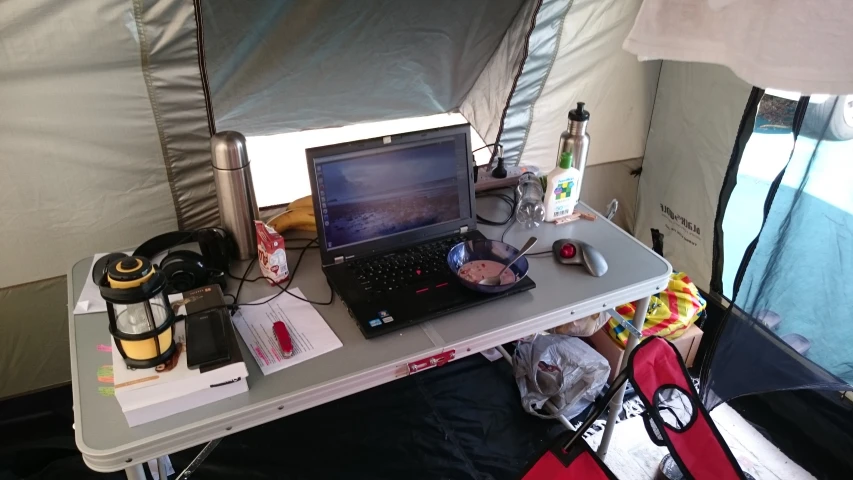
[520, 337, 747, 480]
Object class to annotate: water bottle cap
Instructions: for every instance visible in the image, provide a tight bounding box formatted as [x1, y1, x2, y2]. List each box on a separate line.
[568, 102, 590, 122]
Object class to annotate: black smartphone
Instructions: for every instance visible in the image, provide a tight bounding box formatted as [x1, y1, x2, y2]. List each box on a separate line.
[185, 309, 230, 369]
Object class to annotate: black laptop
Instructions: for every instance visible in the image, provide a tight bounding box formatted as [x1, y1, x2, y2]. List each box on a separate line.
[306, 124, 535, 338]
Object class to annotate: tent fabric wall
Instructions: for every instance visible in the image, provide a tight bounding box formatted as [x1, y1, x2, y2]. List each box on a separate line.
[494, 0, 573, 167]
[0, 0, 215, 289]
[634, 61, 751, 290]
[463, 0, 660, 172]
[471, 0, 656, 230]
[579, 158, 642, 232]
[202, 0, 526, 137]
[0, 277, 69, 399]
[460, 0, 540, 151]
[136, 0, 219, 230]
[520, 0, 660, 170]
[1, 0, 175, 288]
[0, 0, 214, 398]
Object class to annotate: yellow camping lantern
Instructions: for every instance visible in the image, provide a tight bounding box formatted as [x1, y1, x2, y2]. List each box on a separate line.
[97, 255, 177, 369]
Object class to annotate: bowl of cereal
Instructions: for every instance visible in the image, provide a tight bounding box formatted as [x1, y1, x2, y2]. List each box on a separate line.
[447, 239, 530, 293]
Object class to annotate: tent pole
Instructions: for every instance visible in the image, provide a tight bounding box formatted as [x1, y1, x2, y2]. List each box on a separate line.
[597, 295, 651, 458]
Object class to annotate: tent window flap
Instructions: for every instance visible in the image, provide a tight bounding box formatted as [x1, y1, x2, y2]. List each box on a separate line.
[202, 0, 527, 137]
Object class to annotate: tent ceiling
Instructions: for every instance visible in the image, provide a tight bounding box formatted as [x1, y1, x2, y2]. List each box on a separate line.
[202, 0, 525, 137]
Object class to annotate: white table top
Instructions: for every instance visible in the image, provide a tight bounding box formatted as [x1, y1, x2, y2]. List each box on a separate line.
[68, 200, 670, 471]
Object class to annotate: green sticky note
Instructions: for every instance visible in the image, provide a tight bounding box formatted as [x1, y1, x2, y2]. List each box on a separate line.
[97, 365, 113, 377]
[98, 386, 115, 397]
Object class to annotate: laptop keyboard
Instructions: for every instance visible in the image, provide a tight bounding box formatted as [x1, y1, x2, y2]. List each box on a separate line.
[347, 235, 467, 296]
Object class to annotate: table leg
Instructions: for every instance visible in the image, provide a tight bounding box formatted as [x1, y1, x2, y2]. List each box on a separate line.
[124, 463, 146, 480]
[157, 456, 169, 479]
[596, 294, 650, 458]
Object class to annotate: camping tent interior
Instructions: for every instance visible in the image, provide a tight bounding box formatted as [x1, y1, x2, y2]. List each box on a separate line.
[1, 0, 851, 478]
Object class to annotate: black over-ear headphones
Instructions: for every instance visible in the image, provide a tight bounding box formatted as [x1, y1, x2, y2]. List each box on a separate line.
[92, 228, 234, 294]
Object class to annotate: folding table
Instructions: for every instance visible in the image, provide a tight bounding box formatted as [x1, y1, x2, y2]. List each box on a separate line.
[68, 201, 670, 478]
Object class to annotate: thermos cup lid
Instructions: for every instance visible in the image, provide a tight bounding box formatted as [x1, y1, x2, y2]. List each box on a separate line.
[211, 131, 250, 169]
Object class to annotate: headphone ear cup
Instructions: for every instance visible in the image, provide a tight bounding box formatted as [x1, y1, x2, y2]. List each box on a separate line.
[160, 251, 207, 293]
[92, 252, 128, 285]
[196, 227, 233, 272]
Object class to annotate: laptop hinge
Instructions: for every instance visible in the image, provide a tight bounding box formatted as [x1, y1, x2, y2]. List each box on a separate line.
[459, 226, 469, 234]
[334, 256, 344, 264]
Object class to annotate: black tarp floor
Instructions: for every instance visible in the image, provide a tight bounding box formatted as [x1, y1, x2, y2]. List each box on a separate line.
[5, 335, 851, 479]
[1, 355, 566, 480]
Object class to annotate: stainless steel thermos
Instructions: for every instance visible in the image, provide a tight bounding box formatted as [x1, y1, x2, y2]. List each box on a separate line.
[211, 131, 260, 260]
[556, 102, 591, 197]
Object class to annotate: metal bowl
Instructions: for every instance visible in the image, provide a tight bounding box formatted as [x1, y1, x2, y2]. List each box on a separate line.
[447, 239, 530, 294]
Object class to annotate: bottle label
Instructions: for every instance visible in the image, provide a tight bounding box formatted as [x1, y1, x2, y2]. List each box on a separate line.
[553, 201, 575, 218]
[553, 179, 574, 199]
[551, 178, 577, 218]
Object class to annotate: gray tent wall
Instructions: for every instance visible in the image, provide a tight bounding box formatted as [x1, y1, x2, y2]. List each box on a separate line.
[1, 0, 658, 398]
[462, 0, 659, 230]
[634, 62, 752, 290]
[0, 0, 215, 398]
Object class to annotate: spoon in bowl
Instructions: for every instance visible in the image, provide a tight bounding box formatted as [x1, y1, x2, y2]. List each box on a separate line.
[479, 236, 537, 286]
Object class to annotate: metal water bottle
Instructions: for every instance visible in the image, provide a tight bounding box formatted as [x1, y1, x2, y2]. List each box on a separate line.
[211, 131, 260, 260]
[556, 102, 591, 197]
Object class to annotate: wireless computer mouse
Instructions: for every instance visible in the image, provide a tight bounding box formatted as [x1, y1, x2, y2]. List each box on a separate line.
[552, 239, 608, 277]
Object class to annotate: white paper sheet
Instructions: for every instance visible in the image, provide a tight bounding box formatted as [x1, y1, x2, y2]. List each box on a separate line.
[73, 251, 164, 315]
[231, 288, 343, 375]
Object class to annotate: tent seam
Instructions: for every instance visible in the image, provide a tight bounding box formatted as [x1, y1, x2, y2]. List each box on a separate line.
[192, 0, 216, 136]
[132, 0, 185, 230]
[0, 275, 65, 292]
[639, 61, 664, 161]
[631, 60, 665, 235]
[493, 0, 544, 165]
[516, 0, 574, 165]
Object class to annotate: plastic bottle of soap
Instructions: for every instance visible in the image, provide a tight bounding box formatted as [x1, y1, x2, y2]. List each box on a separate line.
[544, 150, 581, 222]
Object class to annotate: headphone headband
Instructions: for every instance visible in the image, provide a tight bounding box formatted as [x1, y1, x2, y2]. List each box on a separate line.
[133, 230, 205, 259]
[132, 227, 232, 272]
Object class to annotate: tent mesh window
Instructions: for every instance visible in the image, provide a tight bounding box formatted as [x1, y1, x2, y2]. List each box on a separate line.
[703, 91, 853, 408]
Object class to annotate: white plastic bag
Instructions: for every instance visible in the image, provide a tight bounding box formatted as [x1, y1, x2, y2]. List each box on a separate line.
[513, 335, 610, 419]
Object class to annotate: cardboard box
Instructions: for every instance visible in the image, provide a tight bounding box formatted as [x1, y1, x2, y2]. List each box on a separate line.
[588, 324, 703, 381]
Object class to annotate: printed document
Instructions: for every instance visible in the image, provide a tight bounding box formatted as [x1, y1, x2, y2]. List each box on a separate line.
[231, 288, 342, 375]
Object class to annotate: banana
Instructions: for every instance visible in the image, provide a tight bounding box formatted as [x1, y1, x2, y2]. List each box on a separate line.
[267, 207, 317, 234]
[287, 195, 314, 210]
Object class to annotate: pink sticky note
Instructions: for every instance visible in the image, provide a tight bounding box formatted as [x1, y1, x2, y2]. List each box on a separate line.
[97, 344, 112, 352]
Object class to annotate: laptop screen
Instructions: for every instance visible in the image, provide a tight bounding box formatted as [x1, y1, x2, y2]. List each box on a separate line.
[312, 134, 471, 251]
